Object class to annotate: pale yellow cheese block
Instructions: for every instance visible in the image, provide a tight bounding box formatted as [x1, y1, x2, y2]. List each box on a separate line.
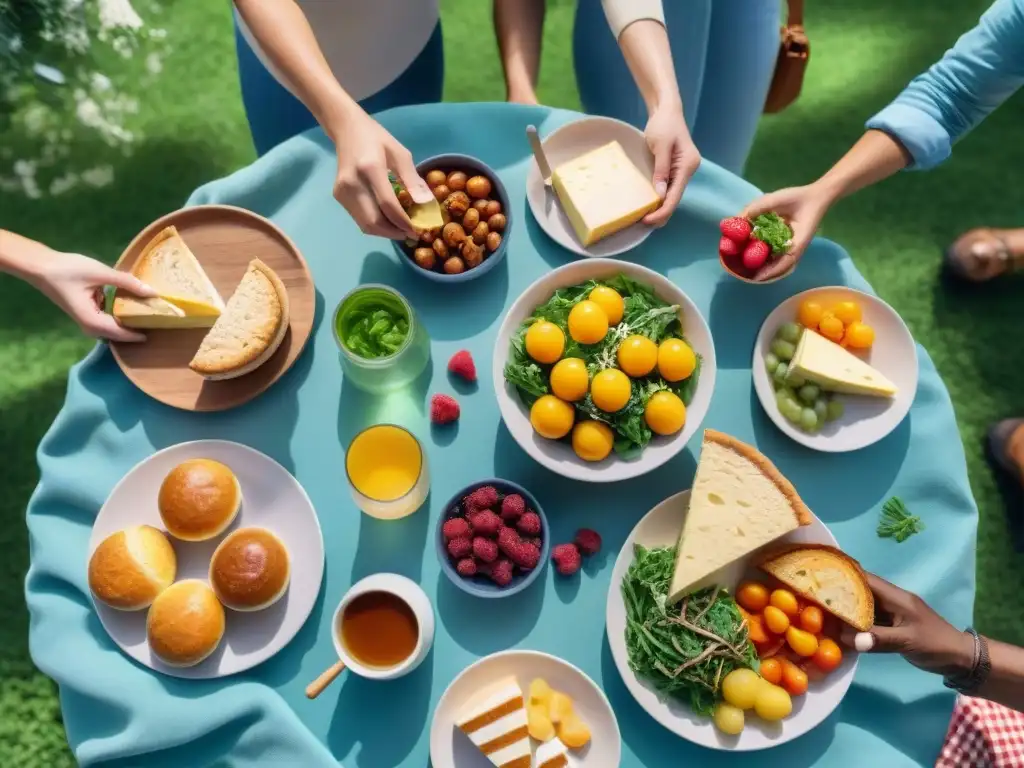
[788, 330, 897, 397]
[551, 140, 660, 247]
[408, 198, 444, 231]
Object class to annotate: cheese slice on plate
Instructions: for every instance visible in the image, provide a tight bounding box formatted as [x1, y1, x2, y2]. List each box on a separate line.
[536, 736, 571, 768]
[551, 140, 660, 247]
[455, 677, 531, 768]
[788, 330, 897, 397]
[668, 429, 813, 604]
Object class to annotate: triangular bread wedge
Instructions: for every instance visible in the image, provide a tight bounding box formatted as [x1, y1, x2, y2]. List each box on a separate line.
[113, 226, 225, 329]
[668, 429, 813, 604]
[759, 544, 875, 631]
[189, 259, 289, 380]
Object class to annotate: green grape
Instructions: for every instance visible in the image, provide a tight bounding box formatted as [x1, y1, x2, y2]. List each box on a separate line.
[799, 407, 819, 431]
[826, 400, 845, 421]
[775, 387, 797, 408]
[773, 362, 790, 385]
[770, 339, 796, 361]
[780, 399, 804, 423]
[814, 399, 828, 422]
[798, 384, 821, 404]
[786, 370, 806, 387]
[778, 322, 803, 344]
[764, 352, 780, 374]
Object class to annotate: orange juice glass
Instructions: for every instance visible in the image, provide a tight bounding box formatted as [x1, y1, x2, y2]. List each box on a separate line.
[345, 425, 429, 520]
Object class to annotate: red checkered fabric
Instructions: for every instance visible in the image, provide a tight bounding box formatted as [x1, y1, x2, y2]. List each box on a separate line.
[937, 695, 1024, 767]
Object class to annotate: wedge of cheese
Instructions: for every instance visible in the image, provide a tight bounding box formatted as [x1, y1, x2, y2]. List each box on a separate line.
[455, 677, 531, 768]
[551, 140, 660, 247]
[669, 430, 813, 604]
[788, 330, 897, 397]
[408, 198, 444, 231]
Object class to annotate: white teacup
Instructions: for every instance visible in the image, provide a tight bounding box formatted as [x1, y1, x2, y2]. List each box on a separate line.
[331, 573, 434, 680]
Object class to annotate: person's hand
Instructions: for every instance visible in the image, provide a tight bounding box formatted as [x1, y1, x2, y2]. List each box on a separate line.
[741, 183, 832, 281]
[643, 101, 700, 228]
[331, 108, 433, 240]
[28, 251, 157, 343]
[840, 573, 975, 678]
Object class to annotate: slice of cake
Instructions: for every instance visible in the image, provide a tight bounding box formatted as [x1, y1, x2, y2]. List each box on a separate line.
[536, 737, 571, 768]
[759, 544, 875, 631]
[113, 226, 224, 329]
[189, 259, 289, 380]
[454, 677, 531, 768]
[668, 429, 813, 603]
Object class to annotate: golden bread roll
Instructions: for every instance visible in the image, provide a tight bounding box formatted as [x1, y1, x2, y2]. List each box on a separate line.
[209, 527, 291, 611]
[88, 525, 176, 610]
[158, 459, 241, 541]
[146, 579, 225, 667]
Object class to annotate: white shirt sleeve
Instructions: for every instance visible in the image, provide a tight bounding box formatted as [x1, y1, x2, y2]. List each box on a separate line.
[601, 0, 666, 39]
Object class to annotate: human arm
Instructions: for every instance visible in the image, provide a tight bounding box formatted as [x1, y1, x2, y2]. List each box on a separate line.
[493, 0, 544, 105]
[0, 229, 155, 342]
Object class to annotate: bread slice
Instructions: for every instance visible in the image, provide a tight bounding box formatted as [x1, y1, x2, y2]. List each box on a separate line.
[189, 259, 289, 379]
[759, 544, 875, 631]
[668, 429, 813, 604]
[113, 226, 225, 329]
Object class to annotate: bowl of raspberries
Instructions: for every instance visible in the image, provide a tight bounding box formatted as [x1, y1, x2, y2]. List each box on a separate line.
[718, 212, 794, 283]
[438, 479, 550, 598]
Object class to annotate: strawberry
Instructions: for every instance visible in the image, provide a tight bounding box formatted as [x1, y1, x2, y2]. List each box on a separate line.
[742, 239, 771, 270]
[430, 393, 460, 425]
[720, 217, 752, 244]
[719, 236, 742, 259]
[447, 350, 477, 383]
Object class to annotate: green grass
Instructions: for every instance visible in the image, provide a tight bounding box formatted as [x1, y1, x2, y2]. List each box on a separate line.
[1, 0, 1022, 763]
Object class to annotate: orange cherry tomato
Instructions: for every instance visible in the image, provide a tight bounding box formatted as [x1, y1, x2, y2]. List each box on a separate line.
[832, 300, 862, 326]
[818, 313, 845, 343]
[744, 612, 771, 646]
[763, 605, 791, 635]
[786, 626, 820, 657]
[844, 321, 875, 349]
[814, 637, 844, 673]
[780, 658, 809, 696]
[797, 300, 824, 329]
[799, 605, 824, 635]
[737, 581, 770, 613]
[759, 657, 783, 686]
[769, 589, 800, 619]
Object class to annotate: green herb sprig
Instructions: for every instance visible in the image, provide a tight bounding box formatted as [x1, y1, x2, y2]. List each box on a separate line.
[877, 496, 923, 542]
[751, 213, 793, 255]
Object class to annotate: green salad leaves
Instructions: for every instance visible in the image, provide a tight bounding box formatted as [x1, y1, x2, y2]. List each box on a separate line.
[503, 274, 701, 458]
[339, 306, 409, 359]
[623, 545, 757, 716]
[751, 213, 793, 255]
[877, 496, 924, 542]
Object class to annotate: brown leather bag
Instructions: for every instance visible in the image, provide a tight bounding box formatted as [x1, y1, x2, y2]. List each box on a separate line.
[764, 0, 809, 114]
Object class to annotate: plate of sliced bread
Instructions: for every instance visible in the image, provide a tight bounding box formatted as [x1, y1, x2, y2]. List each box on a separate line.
[606, 429, 869, 751]
[109, 206, 315, 411]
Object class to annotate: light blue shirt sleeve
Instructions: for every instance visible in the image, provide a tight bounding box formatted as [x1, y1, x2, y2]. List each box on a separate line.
[866, 0, 1024, 169]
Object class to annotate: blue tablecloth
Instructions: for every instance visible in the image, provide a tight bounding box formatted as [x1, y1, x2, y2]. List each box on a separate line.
[25, 104, 977, 767]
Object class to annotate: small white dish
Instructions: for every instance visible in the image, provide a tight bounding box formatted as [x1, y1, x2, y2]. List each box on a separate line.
[492, 258, 716, 483]
[605, 490, 858, 751]
[752, 287, 919, 452]
[526, 116, 656, 258]
[430, 649, 621, 767]
[88, 440, 325, 679]
[331, 572, 434, 680]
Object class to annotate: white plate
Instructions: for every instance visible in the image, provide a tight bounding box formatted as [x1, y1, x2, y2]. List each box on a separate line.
[430, 650, 621, 768]
[492, 259, 716, 483]
[606, 490, 858, 751]
[526, 116, 655, 258]
[753, 287, 918, 452]
[88, 440, 325, 679]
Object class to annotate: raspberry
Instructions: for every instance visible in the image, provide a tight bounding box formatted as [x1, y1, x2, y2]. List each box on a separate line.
[719, 235, 741, 259]
[498, 526, 521, 557]
[516, 512, 542, 537]
[551, 543, 582, 576]
[469, 510, 502, 537]
[574, 528, 602, 556]
[510, 541, 540, 570]
[430, 393, 460, 425]
[501, 493, 526, 520]
[490, 558, 514, 587]
[472, 536, 499, 563]
[742, 239, 771, 271]
[447, 350, 477, 382]
[442, 518, 471, 541]
[447, 537, 472, 559]
[528, 537, 543, 550]
[456, 558, 477, 577]
[466, 485, 499, 510]
[719, 216, 752, 244]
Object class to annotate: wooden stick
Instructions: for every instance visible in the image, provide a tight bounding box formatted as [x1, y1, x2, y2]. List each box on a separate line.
[305, 660, 346, 699]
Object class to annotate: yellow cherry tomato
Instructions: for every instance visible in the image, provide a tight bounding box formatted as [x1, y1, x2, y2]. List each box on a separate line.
[657, 338, 697, 382]
[797, 299, 825, 329]
[779, 658, 808, 696]
[549, 358, 589, 402]
[763, 605, 791, 635]
[831, 300, 862, 326]
[844, 321, 875, 349]
[571, 420, 614, 462]
[529, 395, 575, 439]
[769, 589, 799, 618]
[785, 626, 820, 657]
[813, 637, 844, 673]
[736, 582, 770, 613]
[617, 335, 658, 377]
[818, 313, 845, 343]
[588, 285, 624, 325]
[721, 668, 761, 710]
[567, 300, 609, 345]
[644, 391, 686, 435]
[759, 657, 783, 686]
[753, 683, 793, 721]
[798, 605, 824, 635]
[591, 369, 631, 412]
[713, 702, 745, 735]
[525, 321, 565, 364]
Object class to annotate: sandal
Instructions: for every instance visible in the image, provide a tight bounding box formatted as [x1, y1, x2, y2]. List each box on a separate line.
[943, 228, 1024, 282]
[987, 418, 1024, 484]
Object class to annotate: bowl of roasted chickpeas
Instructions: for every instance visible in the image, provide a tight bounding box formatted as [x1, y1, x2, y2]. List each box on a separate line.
[392, 154, 511, 283]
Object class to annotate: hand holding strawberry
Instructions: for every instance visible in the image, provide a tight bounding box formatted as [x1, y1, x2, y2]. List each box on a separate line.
[718, 213, 794, 279]
[741, 184, 831, 281]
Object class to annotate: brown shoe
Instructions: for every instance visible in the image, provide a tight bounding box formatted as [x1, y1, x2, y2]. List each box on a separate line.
[944, 228, 1024, 282]
[988, 419, 1024, 484]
